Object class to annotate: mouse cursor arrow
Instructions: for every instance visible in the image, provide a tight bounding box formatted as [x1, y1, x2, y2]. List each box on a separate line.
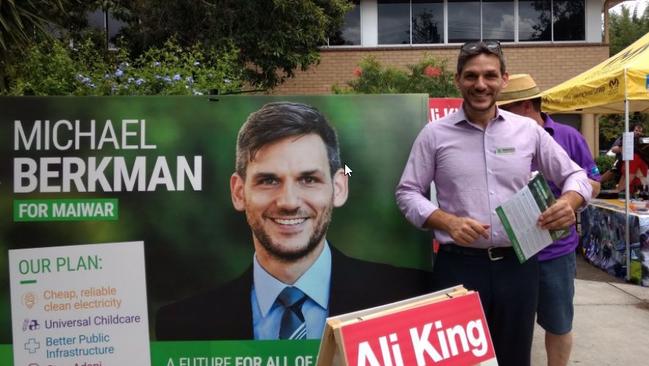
[344, 164, 352, 176]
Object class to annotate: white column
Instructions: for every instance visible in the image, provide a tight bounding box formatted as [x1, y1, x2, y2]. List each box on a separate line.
[361, 0, 378, 46]
[581, 113, 598, 157]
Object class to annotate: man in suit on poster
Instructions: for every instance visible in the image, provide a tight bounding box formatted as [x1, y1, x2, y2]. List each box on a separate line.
[156, 102, 430, 340]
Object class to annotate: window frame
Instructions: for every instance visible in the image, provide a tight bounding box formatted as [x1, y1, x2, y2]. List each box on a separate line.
[324, 0, 587, 48]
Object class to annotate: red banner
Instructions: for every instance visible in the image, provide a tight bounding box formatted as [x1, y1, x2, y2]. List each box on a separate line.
[340, 292, 495, 366]
[429, 98, 462, 122]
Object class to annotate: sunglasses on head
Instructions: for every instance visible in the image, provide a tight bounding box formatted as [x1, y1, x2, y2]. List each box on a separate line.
[460, 40, 502, 55]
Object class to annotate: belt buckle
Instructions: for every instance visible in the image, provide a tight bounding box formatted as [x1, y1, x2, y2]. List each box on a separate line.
[487, 247, 504, 261]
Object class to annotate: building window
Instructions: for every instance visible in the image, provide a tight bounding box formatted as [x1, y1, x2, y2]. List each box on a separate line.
[412, 1, 444, 44]
[87, 9, 127, 49]
[448, 0, 480, 43]
[378, 0, 411, 44]
[553, 0, 585, 41]
[328, 0, 585, 47]
[482, 0, 514, 42]
[519, 0, 551, 41]
[519, 0, 584, 42]
[329, 0, 361, 45]
[378, 0, 444, 44]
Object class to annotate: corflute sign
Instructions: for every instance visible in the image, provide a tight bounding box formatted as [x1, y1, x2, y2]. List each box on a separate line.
[340, 292, 496, 366]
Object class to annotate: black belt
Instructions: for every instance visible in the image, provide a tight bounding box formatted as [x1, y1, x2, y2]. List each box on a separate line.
[438, 243, 513, 261]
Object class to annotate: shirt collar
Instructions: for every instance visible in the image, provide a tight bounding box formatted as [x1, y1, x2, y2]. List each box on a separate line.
[451, 103, 506, 127]
[252, 242, 331, 317]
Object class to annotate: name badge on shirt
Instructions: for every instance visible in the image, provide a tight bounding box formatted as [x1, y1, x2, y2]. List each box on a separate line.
[495, 147, 516, 155]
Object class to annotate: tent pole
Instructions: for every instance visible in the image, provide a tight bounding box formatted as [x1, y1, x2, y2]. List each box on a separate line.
[624, 67, 630, 282]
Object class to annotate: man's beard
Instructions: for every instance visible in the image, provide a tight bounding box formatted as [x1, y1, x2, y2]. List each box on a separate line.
[248, 204, 333, 262]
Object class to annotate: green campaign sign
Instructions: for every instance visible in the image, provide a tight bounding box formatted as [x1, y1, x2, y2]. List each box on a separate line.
[0, 95, 432, 365]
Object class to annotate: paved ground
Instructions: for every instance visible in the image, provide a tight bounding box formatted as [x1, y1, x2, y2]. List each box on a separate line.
[531, 254, 649, 365]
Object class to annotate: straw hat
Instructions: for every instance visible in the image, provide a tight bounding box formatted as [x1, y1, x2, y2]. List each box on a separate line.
[496, 73, 542, 105]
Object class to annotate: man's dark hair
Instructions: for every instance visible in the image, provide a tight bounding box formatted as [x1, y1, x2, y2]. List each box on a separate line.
[457, 41, 506, 75]
[510, 97, 543, 112]
[235, 102, 342, 178]
[631, 123, 644, 132]
[530, 97, 542, 112]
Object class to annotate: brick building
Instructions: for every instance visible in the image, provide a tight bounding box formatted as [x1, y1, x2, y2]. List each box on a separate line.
[273, 0, 631, 155]
[275, 44, 609, 97]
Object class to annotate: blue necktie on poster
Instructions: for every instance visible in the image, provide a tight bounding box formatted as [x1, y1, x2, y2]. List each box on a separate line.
[277, 287, 307, 340]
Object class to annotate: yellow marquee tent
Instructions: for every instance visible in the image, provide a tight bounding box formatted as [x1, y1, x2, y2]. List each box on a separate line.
[542, 31, 649, 114]
[542, 31, 649, 282]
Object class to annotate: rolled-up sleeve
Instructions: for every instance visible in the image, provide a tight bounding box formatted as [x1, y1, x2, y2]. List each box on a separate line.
[395, 126, 438, 229]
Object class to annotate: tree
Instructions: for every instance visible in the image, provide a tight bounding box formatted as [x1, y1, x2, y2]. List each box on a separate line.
[609, 5, 649, 56]
[113, 0, 352, 90]
[0, 0, 64, 51]
[599, 113, 649, 150]
[0, 0, 63, 90]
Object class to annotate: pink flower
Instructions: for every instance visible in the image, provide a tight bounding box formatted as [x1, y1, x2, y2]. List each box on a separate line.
[353, 67, 363, 77]
[424, 66, 442, 78]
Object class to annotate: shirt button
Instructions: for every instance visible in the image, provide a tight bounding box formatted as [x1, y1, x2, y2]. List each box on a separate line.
[490, 191, 494, 195]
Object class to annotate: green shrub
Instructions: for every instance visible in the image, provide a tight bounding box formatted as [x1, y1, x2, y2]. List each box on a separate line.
[595, 154, 616, 189]
[3, 36, 243, 96]
[333, 55, 459, 97]
[595, 154, 615, 174]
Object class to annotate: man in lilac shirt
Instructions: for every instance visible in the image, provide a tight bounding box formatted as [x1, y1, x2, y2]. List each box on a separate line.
[497, 74, 601, 366]
[395, 42, 592, 366]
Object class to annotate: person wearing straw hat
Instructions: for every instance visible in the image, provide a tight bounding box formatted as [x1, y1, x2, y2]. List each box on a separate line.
[497, 73, 601, 366]
[396, 42, 592, 366]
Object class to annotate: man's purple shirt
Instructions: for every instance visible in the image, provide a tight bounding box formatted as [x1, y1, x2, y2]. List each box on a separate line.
[395, 107, 592, 250]
[535, 114, 600, 261]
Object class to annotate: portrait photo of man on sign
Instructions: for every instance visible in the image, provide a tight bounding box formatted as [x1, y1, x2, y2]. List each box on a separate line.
[156, 101, 431, 341]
